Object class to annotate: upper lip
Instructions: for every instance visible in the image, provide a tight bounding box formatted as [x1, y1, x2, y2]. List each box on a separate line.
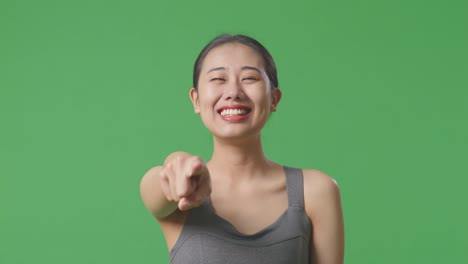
[217, 104, 252, 113]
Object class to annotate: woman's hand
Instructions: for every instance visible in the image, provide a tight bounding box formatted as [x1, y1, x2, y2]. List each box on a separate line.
[159, 152, 212, 211]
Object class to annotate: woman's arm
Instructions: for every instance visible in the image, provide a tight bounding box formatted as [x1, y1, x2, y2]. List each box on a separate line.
[140, 151, 211, 219]
[303, 169, 345, 264]
[140, 165, 178, 219]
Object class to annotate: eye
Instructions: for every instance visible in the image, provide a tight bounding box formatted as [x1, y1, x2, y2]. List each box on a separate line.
[210, 78, 226, 82]
[242, 76, 259, 82]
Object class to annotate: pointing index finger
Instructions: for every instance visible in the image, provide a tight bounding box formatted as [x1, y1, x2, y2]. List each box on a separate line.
[186, 158, 203, 178]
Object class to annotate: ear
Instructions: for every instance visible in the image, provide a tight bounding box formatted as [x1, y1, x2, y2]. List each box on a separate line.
[270, 88, 282, 112]
[189, 88, 201, 114]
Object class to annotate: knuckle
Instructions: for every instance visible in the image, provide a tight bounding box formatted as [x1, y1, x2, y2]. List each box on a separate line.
[169, 196, 179, 203]
[168, 192, 177, 202]
[176, 188, 185, 197]
[193, 156, 203, 164]
[159, 170, 167, 180]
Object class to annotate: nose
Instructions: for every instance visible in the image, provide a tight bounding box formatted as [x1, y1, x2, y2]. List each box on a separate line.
[223, 79, 245, 101]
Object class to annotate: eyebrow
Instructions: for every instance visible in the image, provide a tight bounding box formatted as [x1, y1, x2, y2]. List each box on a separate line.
[207, 67, 226, 73]
[241, 66, 261, 73]
[206, 66, 262, 74]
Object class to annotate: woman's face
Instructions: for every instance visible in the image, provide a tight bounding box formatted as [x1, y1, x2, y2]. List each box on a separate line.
[190, 42, 281, 141]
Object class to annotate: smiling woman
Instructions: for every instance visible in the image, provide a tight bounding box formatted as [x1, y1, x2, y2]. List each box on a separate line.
[140, 34, 344, 264]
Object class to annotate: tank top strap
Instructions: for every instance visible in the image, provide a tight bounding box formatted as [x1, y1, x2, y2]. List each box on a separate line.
[284, 166, 305, 208]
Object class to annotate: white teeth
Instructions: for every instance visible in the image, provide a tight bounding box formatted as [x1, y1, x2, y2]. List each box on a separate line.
[220, 108, 248, 116]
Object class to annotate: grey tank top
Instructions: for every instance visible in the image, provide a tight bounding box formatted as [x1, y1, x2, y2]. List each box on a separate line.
[170, 166, 312, 264]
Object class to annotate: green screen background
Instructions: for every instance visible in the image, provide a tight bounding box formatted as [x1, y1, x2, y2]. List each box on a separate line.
[1, 0, 467, 263]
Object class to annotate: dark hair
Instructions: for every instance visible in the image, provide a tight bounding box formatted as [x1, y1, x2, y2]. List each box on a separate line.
[193, 34, 278, 90]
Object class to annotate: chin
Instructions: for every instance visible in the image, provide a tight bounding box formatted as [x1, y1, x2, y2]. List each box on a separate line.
[210, 127, 262, 141]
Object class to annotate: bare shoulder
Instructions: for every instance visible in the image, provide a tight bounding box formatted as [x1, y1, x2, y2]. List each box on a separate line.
[302, 169, 340, 197]
[301, 169, 342, 220]
[301, 169, 345, 263]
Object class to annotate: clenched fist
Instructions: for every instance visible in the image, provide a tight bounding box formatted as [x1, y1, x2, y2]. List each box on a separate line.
[159, 152, 211, 211]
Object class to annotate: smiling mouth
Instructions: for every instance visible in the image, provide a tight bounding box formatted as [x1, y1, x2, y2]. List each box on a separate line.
[219, 108, 252, 117]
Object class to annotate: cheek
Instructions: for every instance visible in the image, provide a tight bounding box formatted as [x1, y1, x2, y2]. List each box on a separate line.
[198, 88, 219, 110]
[250, 88, 271, 108]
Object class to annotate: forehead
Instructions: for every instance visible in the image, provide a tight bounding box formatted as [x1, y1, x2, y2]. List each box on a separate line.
[201, 43, 264, 72]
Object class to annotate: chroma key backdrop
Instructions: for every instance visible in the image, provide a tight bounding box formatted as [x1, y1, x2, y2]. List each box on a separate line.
[1, 0, 467, 263]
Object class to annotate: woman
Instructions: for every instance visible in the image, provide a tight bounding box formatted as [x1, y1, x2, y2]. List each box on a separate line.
[140, 34, 344, 264]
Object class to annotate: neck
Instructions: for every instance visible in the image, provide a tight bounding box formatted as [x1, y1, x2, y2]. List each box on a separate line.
[207, 135, 272, 180]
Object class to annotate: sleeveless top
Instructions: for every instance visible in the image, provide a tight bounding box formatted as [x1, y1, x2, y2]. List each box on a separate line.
[170, 166, 312, 264]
